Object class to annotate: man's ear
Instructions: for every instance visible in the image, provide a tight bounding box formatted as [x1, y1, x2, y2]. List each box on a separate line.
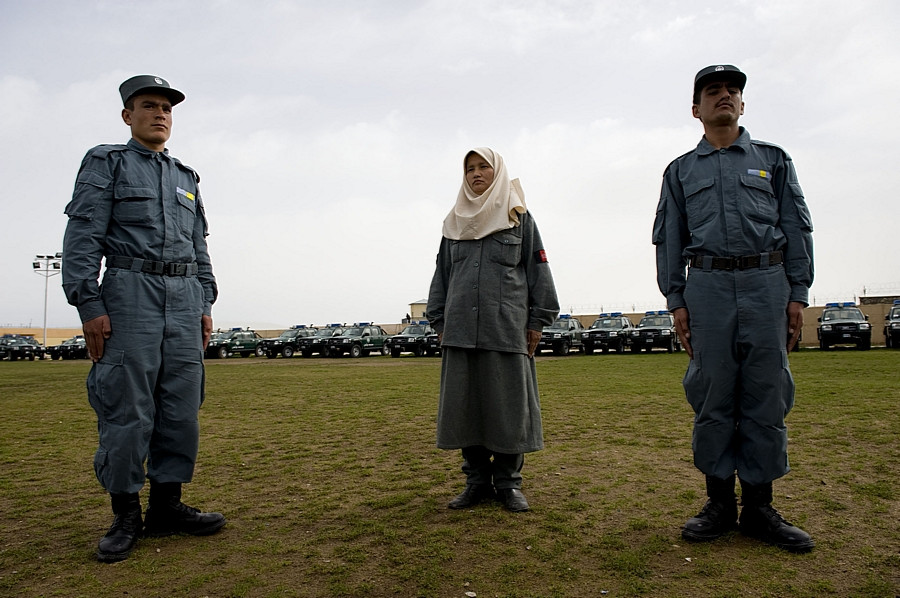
[692, 104, 701, 121]
[122, 108, 132, 126]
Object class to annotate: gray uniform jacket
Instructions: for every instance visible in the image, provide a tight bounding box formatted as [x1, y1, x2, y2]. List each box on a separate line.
[62, 139, 217, 321]
[653, 128, 814, 309]
[427, 211, 559, 354]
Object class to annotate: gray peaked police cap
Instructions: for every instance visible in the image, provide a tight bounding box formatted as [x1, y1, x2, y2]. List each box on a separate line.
[693, 65, 746, 98]
[119, 75, 185, 106]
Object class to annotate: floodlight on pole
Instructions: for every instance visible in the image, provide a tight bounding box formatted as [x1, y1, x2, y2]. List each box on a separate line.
[33, 253, 63, 346]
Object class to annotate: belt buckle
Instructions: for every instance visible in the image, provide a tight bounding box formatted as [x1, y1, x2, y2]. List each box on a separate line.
[166, 262, 186, 276]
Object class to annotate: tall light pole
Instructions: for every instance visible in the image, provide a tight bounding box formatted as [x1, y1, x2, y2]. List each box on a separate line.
[33, 252, 63, 346]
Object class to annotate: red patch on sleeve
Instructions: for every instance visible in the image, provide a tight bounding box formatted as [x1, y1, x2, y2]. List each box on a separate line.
[535, 249, 548, 263]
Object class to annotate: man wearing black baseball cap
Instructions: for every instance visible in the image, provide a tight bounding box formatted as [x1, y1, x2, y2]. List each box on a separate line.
[63, 75, 225, 562]
[652, 65, 815, 552]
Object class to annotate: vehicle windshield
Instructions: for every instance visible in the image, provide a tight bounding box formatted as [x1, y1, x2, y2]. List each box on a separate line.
[638, 316, 671, 327]
[822, 308, 864, 321]
[891, 307, 900, 320]
[315, 328, 339, 337]
[342, 327, 363, 336]
[591, 319, 618, 329]
[545, 320, 571, 331]
[401, 325, 427, 335]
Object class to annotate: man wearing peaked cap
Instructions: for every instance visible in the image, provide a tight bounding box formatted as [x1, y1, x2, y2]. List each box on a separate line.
[62, 76, 225, 563]
[652, 65, 816, 552]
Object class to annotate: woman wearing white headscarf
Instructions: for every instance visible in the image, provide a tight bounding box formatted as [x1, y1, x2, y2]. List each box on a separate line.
[426, 148, 559, 512]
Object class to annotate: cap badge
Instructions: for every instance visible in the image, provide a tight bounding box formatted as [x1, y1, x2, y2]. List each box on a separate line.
[715, 66, 725, 72]
[154, 77, 163, 84]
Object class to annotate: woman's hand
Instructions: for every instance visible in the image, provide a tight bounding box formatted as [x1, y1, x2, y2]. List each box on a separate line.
[527, 329, 541, 358]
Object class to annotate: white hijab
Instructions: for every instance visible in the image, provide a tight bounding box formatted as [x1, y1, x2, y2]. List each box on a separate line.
[441, 147, 527, 241]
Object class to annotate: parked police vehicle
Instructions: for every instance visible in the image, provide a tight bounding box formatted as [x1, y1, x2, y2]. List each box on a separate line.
[48, 336, 89, 360]
[817, 302, 871, 350]
[425, 331, 442, 357]
[386, 321, 436, 358]
[325, 323, 390, 358]
[582, 312, 635, 354]
[538, 314, 584, 356]
[0, 335, 43, 361]
[205, 328, 265, 359]
[260, 325, 316, 359]
[885, 300, 900, 349]
[298, 324, 344, 357]
[631, 310, 680, 353]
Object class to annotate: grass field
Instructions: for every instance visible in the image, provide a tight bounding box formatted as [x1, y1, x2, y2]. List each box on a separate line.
[1, 349, 898, 598]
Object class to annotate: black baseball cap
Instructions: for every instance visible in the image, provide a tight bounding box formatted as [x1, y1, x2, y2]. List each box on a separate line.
[693, 65, 746, 99]
[119, 75, 185, 106]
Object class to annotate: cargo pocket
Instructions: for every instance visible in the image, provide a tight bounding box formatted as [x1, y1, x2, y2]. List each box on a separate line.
[682, 350, 704, 414]
[86, 348, 127, 425]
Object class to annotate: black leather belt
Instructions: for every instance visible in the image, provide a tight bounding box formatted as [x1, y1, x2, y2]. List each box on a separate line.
[107, 255, 198, 277]
[689, 251, 783, 271]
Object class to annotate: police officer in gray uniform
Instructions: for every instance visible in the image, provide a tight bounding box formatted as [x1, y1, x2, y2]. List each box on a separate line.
[63, 75, 225, 562]
[653, 65, 815, 552]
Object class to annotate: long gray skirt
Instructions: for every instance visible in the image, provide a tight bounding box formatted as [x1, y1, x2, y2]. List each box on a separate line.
[436, 347, 544, 454]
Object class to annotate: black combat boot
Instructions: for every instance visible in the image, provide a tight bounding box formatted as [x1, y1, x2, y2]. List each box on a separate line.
[738, 480, 814, 553]
[682, 475, 738, 542]
[143, 482, 226, 537]
[448, 484, 496, 509]
[97, 493, 142, 562]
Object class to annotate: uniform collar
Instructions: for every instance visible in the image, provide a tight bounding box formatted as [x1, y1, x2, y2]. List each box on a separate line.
[696, 126, 751, 155]
[127, 137, 169, 156]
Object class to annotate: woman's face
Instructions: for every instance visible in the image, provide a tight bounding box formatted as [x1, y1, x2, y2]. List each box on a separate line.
[465, 153, 494, 195]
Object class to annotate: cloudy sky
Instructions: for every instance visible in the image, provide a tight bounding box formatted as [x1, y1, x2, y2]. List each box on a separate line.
[3, 0, 898, 330]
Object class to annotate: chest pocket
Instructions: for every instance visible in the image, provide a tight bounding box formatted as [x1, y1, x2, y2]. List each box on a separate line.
[739, 174, 777, 225]
[113, 184, 159, 228]
[684, 177, 717, 228]
[490, 231, 523, 267]
[175, 190, 197, 238]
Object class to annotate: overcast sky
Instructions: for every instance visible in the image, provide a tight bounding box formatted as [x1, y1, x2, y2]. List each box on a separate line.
[3, 0, 898, 331]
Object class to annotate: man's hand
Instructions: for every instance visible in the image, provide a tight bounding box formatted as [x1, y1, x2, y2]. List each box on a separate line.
[202, 315, 213, 350]
[786, 301, 804, 351]
[672, 307, 693, 359]
[526, 328, 541, 358]
[83, 315, 111, 363]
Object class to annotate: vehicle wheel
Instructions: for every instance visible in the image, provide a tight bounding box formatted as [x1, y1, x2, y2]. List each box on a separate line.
[645, 346, 653, 352]
[819, 339, 828, 350]
[28, 354, 35, 361]
[602, 346, 609, 354]
[667, 339, 675, 353]
[584, 346, 593, 355]
[858, 338, 871, 351]
[241, 352, 250, 357]
[414, 344, 425, 357]
[350, 344, 363, 358]
[217, 346, 228, 359]
[886, 335, 892, 349]
[555, 341, 570, 356]
[631, 344, 640, 353]
[302, 350, 313, 358]
[381, 345, 390, 356]
[255, 346, 265, 357]
[391, 348, 401, 358]
[616, 342, 625, 354]
[282, 346, 294, 358]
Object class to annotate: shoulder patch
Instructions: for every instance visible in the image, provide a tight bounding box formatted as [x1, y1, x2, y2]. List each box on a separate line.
[535, 249, 549, 263]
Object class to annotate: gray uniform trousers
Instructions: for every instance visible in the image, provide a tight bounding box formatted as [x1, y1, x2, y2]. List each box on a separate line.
[87, 267, 205, 495]
[682, 263, 795, 486]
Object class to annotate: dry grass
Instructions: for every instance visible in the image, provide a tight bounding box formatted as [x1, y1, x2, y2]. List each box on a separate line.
[0, 349, 898, 597]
